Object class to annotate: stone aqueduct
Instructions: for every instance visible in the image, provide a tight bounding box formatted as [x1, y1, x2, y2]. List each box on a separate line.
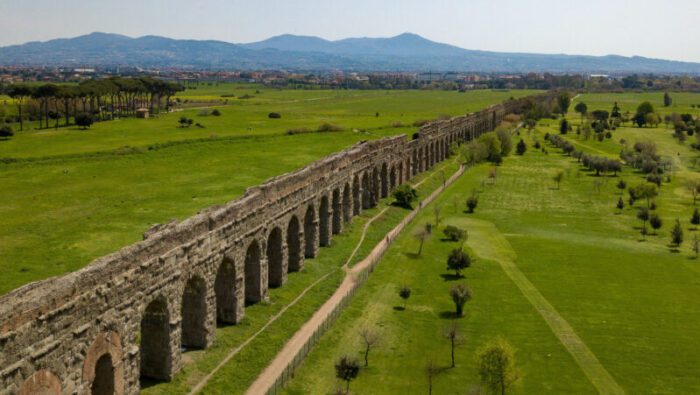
[0, 97, 530, 394]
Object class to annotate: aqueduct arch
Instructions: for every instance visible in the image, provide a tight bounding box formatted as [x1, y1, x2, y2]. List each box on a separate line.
[214, 254, 238, 324]
[304, 205, 317, 258]
[181, 275, 208, 349]
[332, 188, 342, 235]
[342, 183, 352, 223]
[267, 227, 285, 288]
[287, 215, 302, 272]
[19, 370, 61, 395]
[319, 195, 331, 247]
[140, 297, 172, 381]
[245, 241, 263, 304]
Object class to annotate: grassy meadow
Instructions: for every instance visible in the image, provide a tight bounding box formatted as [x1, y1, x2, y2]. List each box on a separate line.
[0, 85, 535, 295]
[281, 93, 700, 394]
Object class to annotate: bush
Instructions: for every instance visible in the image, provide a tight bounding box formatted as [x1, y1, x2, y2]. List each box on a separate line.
[75, 113, 94, 129]
[516, 139, 527, 155]
[318, 122, 344, 132]
[392, 184, 418, 208]
[466, 195, 478, 213]
[647, 173, 663, 186]
[268, 112, 281, 119]
[0, 125, 14, 139]
[443, 226, 466, 242]
[211, 109, 221, 116]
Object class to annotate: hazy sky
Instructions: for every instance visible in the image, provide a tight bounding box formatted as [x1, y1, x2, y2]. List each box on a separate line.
[1, 0, 699, 62]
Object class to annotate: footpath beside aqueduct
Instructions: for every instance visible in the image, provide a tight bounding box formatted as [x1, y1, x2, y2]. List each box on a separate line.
[0, 95, 536, 394]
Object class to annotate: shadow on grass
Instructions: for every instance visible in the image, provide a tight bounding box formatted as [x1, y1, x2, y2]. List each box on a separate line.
[440, 273, 463, 282]
[393, 306, 406, 311]
[403, 252, 421, 259]
[439, 311, 462, 320]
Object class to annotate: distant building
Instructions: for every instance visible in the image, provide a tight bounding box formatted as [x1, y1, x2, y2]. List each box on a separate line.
[136, 108, 150, 119]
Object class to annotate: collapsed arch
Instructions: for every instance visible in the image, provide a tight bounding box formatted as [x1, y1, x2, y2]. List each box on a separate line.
[140, 297, 172, 381]
[287, 215, 302, 272]
[245, 240, 263, 304]
[215, 254, 237, 324]
[304, 205, 317, 258]
[267, 227, 284, 288]
[181, 275, 207, 349]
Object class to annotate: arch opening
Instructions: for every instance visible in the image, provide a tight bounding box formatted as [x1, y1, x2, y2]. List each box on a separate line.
[181, 276, 207, 349]
[215, 255, 237, 325]
[343, 183, 352, 223]
[352, 175, 361, 216]
[91, 354, 115, 395]
[267, 227, 284, 288]
[319, 195, 331, 246]
[304, 205, 317, 258]
[140, 297, 171, 381]
[287, 216, 302, 272]
[245, 241, 262, 304]
[332, 188, 342, 235]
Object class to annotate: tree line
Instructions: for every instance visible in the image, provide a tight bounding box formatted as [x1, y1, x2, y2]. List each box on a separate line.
[3, 77, 183, 131]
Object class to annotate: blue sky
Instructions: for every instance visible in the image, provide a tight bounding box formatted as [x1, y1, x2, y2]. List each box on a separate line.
[1, 0, 699, 62]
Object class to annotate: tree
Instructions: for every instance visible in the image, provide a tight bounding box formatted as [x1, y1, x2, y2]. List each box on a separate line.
[450, 283, 472, 317]
[617, 179, 627, 195]
[414, 228, 430, 256]
[574, 102, 588, 123]
[359, 327, 380, 367]
[559, 118, 570, 134]
[635, 102, 655, 127]
[434, 205, 442, 227]
[664, 92, 673, 107]
[335, 356, 360, 394]
[466, 194, 479, 213]
[633, 183, 658, 208]
[392, 184, 418, 208]
[447, 249, 472, 277]
[616, 197, 625, 212]
[650, 214, 662, 235]
[179, 116, 193, 128]
[478, 338, 519, 395]
[637, 207, 650, 236]
[515, 139, 527, 155]
[671, 219, 684, 247]
[75, 113, 94, 129]
[611, 102, 621, 119]
[495, 128, 512, 156]
[7, 84, 32, 131]
[689, 181, 700, 205]
[552, 171, 564, 190]
[557, 92, 571, 116]
[425, 359, 443, 395]
[399, 285, 411, 309]
[443, 323, 463, 368]
[443, 226, 467, 243]
[691, 208, 700, 228]
[0, 126, 14, 140]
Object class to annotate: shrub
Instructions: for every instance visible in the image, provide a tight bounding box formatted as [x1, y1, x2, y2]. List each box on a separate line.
[75, 113, 94, 129]
[211, 109, 221, 116]
[268, 112, 281, 119]
[516, 139, 527, 155]
[392, 184, 418, 208]
[0, 125, 14, 139]
[443, 226, 466, 242]
[466, 195, 478, 213]
[318, 122, 344, 132]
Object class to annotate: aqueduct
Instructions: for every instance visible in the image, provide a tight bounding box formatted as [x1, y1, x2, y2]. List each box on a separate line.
[0, 96, 534, 394]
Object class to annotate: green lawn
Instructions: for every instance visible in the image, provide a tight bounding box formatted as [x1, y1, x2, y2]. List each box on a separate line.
[282, 100, 700, 394]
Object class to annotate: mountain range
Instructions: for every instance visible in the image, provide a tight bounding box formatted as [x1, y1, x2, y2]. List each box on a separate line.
[1, 32, 699, 74]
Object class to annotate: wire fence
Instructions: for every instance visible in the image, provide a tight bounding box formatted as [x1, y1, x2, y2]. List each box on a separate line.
[264, 165, 465, 395]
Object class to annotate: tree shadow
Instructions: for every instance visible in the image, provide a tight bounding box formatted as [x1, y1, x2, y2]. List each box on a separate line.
[667, 245, 681, 253]
[403, 252, 420, 259]
[393, 306, 406, 311]
[440, 273, 463, 281]
[439, 311, 462, 319]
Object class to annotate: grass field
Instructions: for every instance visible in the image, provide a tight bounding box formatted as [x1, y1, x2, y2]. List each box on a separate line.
[281, 93, 700, 394]
[0, 86, 535, 296]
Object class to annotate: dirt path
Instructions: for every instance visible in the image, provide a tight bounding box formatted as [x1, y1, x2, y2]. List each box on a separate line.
[188, 206, 390, 394]
[245, 164, 465, 395]
[465, 218, 625, 395]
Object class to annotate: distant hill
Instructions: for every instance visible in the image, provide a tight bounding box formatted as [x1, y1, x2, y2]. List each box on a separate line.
[2, 32, 700, 74]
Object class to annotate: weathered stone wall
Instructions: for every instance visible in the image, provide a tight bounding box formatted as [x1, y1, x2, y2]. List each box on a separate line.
[0, 97, 529, 394]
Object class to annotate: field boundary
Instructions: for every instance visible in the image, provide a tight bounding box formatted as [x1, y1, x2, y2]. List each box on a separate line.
[466, 218, 625, 395]
[245, 164, 466, 395]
